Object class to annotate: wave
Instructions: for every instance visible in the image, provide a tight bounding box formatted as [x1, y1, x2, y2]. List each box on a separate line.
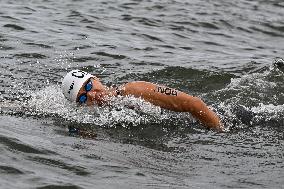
[212, 59, 284, 129]
[0, 59, 283, 134]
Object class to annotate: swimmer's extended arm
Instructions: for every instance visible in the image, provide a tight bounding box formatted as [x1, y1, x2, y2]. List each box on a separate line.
[120, 81, 223, 131]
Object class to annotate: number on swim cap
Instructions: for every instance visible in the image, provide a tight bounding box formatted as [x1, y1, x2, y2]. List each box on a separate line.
[71, 70, 86, 78]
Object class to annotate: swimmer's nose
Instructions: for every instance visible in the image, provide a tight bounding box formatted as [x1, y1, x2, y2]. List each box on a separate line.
[86, 91, 97, 105]
[87, 91, 105, 106]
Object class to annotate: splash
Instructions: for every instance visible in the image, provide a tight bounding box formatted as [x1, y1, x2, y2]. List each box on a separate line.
[251, 103, 284, 124]
[25, 85, 166, 127]
[213, 60, 284, 129]
[1, 60, 283, 131]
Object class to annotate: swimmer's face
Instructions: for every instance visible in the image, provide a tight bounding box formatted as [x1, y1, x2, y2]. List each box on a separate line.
[76, 77, 107, 106]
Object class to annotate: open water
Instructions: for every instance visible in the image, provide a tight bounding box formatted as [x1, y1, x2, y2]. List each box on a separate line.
[0, 0, 283, 188]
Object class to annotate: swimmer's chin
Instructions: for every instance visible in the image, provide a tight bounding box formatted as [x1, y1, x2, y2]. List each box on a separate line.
[82, 101, 98, 107]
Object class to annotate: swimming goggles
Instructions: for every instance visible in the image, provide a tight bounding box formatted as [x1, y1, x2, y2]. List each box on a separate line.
[77, 79, 93, 104]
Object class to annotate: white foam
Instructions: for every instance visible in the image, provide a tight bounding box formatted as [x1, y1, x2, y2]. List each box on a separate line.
[26, 85, 164, 127]
[251, 103, 284, 114]
[212, 64, 284, 128]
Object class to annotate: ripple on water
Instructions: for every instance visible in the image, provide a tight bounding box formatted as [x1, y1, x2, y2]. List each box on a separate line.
[28, 156, 90, 176]
[0, 0, 283, 188]
[36, 185, 83, 189]
[13, 53, 48, 59]
[3, 24, 25, 31]
[92, 51, 127, 60]
[0, 135, 57, 155]
[0, 166, 24, 175]
[24, 42, 52, 49]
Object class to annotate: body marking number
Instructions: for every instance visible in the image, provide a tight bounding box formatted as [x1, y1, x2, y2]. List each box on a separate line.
[155, 86, 178, 96]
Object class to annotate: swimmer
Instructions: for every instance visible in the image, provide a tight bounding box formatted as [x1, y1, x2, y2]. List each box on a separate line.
[62, 70, 224, 132]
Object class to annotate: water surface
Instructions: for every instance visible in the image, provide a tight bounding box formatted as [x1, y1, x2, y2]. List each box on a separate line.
[0, 0, 283, 188]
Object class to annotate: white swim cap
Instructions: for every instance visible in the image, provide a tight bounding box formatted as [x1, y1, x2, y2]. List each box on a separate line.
[62, 70, 94, 102]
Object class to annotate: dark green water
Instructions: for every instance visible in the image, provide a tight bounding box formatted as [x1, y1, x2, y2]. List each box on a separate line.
[0, 0, 283, 188]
